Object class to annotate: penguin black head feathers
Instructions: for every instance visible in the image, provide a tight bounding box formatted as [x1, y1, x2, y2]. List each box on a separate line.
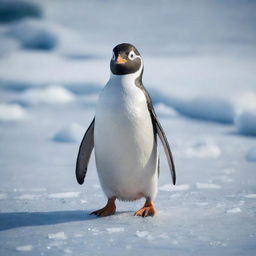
[110, 43, 142, 75]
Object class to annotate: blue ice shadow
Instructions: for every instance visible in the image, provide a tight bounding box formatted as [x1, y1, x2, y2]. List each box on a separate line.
[0, 210, 94, 231]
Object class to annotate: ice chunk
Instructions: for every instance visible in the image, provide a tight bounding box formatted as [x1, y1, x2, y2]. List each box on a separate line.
[48, 232, 67, 240]
[235, 111, 256, 136]
[159, 184, 190, 192]
[52, 123, 84, 143]
[106, 227, 125, 233]
[16, 245, 33, 251]
[246, 147, 256, 162]
[48, 192, 80, 199]
[18, 85, 75, 105]
[0, 1, 42, 23]
[226, 208, 241, 214]
[196, 183, 221, 189]
[0, 103, 27, 121]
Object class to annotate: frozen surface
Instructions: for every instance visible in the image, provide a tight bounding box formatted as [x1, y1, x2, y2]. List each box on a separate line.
[0, 1, 256, 256]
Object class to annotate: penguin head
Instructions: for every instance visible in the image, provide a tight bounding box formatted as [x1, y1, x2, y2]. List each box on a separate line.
[110, 43, 143, 75]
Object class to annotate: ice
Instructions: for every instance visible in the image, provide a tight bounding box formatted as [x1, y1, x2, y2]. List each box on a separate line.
[0, 103, 27, 121]
[196, 183, 222, 189]
[235, 111, 256, 136]
[226, 208, 242, 214]
[0, 0, 42, 23]
[16, 245, 33, 251]
[48, 232, 67, 240]
[18, 85, 75, 105]
[48, 192, 80, 199]
[52, 123, 84, 143]
[106, 227, 125, 233]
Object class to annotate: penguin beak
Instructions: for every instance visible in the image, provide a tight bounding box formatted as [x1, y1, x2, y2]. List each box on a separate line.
[116, 54, 127, 64]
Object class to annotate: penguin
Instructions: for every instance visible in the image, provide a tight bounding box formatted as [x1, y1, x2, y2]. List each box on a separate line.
[76, 43, 176, 217]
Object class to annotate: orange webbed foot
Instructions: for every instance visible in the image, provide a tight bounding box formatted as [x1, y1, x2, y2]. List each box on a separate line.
[90, 198, 116, 217]
[134, 200, 156, 217]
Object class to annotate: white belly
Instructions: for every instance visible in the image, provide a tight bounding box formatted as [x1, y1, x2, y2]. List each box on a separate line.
[94, 76, 158, 201]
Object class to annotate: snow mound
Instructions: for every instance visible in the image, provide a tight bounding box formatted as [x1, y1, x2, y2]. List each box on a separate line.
[0, 37, 19, 56]
[235, 111, 256, 136]
[15, 194, 40, 200]
[0, 103, 27, 121]
[185, 139, 221, 158]
[19, 85, 75, 105]
[52, 123, 84, 143]
[154, 103, 178, 117]
[0, 193, 7, 199]
[16, 245, 33, 251]
[246, 147, 256, 162]
[0, 0, 42, 23]
[48, 232, 67, 240]
[196, 183, 221, 189]
[175, 97, 235, 124]
[135, 231, 153, 240]
[7, 19, 57, 50]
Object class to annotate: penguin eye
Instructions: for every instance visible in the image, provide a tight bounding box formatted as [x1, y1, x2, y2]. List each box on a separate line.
[128, 51, 136, 60]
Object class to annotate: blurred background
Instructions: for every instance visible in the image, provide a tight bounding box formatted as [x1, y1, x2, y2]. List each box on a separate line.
[0, 0, 256, 255]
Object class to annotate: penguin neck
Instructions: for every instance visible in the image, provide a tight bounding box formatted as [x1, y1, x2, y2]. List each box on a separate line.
[109, 63, 143, 87]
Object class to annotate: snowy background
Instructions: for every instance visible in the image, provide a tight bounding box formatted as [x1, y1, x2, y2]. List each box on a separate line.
[0, 0, 256, 255]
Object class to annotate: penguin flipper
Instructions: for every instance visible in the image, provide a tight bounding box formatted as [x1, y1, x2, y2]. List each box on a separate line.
[151, 111, 176, 185]
[76, 118, 95, 185]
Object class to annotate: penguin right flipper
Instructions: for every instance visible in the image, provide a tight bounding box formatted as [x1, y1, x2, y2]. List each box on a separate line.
[76, 118, 95, 185]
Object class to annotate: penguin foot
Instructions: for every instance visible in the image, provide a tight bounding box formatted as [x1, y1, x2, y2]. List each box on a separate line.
[90, 198, 116, 217]
[134, 200, 156, 217]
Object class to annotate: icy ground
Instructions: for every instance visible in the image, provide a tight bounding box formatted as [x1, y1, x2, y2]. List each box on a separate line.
[0, 0, 256, 255]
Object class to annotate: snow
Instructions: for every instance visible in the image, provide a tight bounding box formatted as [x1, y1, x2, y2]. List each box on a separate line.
[106, 227, 125, 233]
[48, 232, 67, 240]
[0, 103, 27, 121]
[18, 85, 75, 105]
[52, 123, 84, 143]
[48, 192, 80, 199]
[235, 111, 256, 136]
[0, 1, 256, 256]
[184, 139, 221, 159]
[226, 208, 242, 214]
[16, 245, 33, 251]
[196, 183, 222, 189]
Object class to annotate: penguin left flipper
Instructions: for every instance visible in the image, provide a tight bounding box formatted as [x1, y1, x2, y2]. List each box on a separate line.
[139, 84, 176, 185]
[76, 118, 95, 185]
[149, 106, 176, 185]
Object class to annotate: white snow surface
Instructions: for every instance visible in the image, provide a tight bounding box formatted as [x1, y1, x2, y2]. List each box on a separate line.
[0, 1, 256, 256]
